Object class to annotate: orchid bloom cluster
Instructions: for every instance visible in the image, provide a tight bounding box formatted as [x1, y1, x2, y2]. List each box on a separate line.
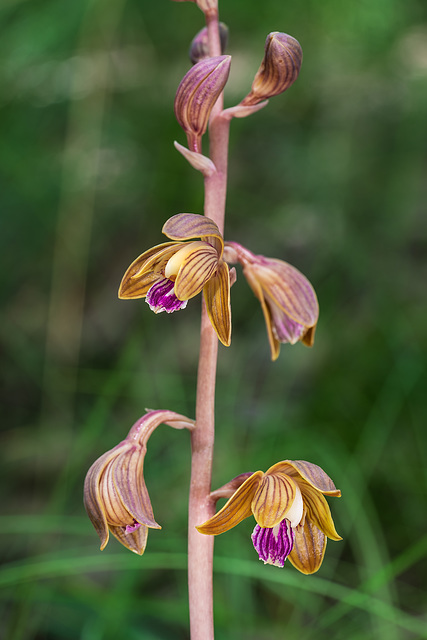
[84, 0, 341, 582]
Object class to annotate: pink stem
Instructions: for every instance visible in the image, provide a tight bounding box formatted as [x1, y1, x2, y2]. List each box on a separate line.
[187, 8, 232, 640]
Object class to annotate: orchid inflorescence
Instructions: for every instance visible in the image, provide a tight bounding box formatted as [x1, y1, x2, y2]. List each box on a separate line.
[84, 0, 341, 592]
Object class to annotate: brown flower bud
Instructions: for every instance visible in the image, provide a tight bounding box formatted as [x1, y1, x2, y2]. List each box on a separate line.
[174, 55, 231, 152]
[241, 32, 303, 107]
[189, 23, 228, 64]
[170, 0, 217, 14]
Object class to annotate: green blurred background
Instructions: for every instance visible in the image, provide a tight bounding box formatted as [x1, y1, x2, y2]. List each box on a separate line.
[1, 0, 427, 638]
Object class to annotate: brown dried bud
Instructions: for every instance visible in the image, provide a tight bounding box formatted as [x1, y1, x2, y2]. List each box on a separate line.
[241, 32, 303, 107]
[174, 55, 231, 152]
[189, 23, 228, 64]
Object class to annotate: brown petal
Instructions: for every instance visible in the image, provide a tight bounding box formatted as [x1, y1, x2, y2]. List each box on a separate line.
[203, 260, 231, 346]
[163, 213, 222, 246]
[174, 243, 219, 300]
[118, 243, 179, 299]
[288, 520, 327, 574]
[298, 480, 342, 541]
[256, 259, 318, 328]
[84, 447, 125, 550]
[243, 264, 280, 360]
[196, 471, 263, 535]
[251, 473, 297, 528]
[109, 523, 148, 555]
[267, 460, 341, 496]
[113, 446, 161, 529]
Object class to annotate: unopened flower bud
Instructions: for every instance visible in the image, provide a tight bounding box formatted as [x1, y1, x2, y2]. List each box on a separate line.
[189, 23, 229, 64]
[175, 55, 231, 152]
[241, 32, 302, 107]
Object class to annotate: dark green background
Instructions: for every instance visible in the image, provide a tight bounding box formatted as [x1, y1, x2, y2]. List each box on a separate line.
[1, 0, 426, 638]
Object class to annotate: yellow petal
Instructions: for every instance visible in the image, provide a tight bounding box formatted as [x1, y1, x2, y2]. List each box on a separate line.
[243, 264, 280, 360]
[288, 520, 327, 574]
[266, 460, 341, 496]
[196, 471, 263, 535]
[109, 523, 148, 555]
[298, 480, 342, 541]
[174, 243, 219, 300]
[251, 473, 297, 528]
[203, 260, 231, 346]
[118, 243, 179, 299]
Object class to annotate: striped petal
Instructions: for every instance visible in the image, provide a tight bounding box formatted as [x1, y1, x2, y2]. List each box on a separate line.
[119, 243, 180, 299]
[243, 264, 280, 360]
[196, 471, 263, 535]
[267, 460, 341, 496]
[174, 243, 219, 300]
[288, 520, 327, 574]
[203, 260, 231, 346]
[298, 480, 342, 541]
[257, 259, 318, 327]
[109, 523, 148, 555]
[251, 473, 297, 528]
[84, 447, 122, 550]
[163, 213, 223, 253]
[113, 447, 161, 529]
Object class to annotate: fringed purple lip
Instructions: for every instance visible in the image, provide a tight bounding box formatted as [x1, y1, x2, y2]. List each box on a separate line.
[146, 278, 188, 314]
[251, 519, 295, 567]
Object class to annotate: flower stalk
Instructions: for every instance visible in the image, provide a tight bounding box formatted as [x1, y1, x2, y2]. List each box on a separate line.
[187, 12, 230, 640]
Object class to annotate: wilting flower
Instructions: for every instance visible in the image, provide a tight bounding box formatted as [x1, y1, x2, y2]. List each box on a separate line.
[119, 213, 231, 346]
[197, 460, 341, 574]
[84, 410, 194, 554]
[175, 55, 231, 152]
[224, 241, 318, 360]
[240, 32, 303, 107]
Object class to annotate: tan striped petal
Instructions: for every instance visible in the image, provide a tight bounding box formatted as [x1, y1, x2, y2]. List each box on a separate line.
[113, 447, 161, 529]
[163, 213, 223, 248]
[257, 260, 318, 327]
[298, 480, 342, 541]
[267, 460, 341, 496]
[109, 523, 148, 555]
[288, 520, 327, 574]
[203, 260, 231, 346]
[118, 243, 179, 299]
[84, 447, 125, 550]
[243, 264, 280, 360]
[174, 243, 219, 300]
[251, 473, 297, 528]
[196, 471, 263, 535]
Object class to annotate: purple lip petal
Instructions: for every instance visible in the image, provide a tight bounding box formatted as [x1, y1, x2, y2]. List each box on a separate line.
[146, 278, 188, 314]
[125, 521, 142, 534]
[251, 519, 295, 567]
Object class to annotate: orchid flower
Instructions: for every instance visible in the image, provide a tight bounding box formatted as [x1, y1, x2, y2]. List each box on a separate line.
[197, 460, 341, 574]
[119, 213, 231, 346]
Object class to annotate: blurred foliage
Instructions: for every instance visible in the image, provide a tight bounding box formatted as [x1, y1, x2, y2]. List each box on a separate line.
[1, 0, 427, 638]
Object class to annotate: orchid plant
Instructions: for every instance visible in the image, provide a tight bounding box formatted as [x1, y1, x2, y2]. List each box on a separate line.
[84, 1, 341, 638]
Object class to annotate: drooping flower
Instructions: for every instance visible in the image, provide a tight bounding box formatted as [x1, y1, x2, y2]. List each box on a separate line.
[119, 213, 231, 346]
[197, 460, 341, 574]
[84, 410, 194, 555]
[224, 241, 318, 360]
